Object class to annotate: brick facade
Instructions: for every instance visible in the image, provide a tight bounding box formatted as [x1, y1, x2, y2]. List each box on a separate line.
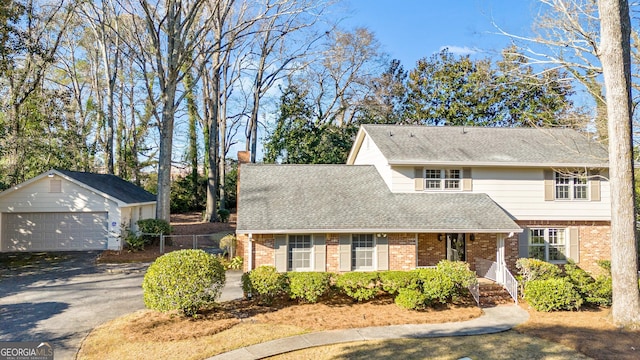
[237, 222, 609, 275]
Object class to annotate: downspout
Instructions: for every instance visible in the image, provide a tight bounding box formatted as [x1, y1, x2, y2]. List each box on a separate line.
[248, 233, 253, 271]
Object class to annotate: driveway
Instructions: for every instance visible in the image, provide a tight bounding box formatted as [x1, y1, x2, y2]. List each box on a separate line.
[0, 252, 147, 359]
[0, 252, 244, 360]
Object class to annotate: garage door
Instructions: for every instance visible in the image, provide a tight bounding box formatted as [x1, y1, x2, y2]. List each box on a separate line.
[1, 212, 108, 252]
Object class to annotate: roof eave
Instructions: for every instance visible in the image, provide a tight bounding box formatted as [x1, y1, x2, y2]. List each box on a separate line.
[387, 160, 610, 168]
[346, 127, 368, 165]
[236, 228, 524, 235]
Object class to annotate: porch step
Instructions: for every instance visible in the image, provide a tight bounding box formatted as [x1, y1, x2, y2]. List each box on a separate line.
[478, 281, 514, 307]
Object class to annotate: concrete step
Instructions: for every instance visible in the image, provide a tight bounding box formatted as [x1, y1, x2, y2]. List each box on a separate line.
[478, 282, 514, 307]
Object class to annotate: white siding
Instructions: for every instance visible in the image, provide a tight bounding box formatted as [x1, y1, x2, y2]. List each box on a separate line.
[470, 168, 610, 220]
[352, 134, 393, 190]
[391, 166, 416, 192]
[0, 174, 124, 250]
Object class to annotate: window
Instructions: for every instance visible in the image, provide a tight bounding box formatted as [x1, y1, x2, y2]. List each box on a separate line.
[288, 235, 312, 271]
[528, 228, 567, 263]
[555, 171, 588, 200]
[424, 169, 461, 190]
[352, 234, 375, 270]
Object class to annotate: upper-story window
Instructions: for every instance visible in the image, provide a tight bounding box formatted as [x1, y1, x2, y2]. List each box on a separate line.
[555, 171, 588, 200]
[424, 169, 461, 190]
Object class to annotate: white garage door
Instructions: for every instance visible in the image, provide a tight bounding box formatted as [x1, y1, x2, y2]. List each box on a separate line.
[1, 212, 108, 252]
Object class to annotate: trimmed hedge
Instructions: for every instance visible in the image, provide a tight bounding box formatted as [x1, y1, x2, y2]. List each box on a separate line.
[287, 272, 332, 303]
[395, 287, 428, 310]
[379, 271, 419, 295]
[524, 278, 583, 311]
[516, 258, 561, 284]
[436, 260, 477, 298]
[243, 266, 287, 305]
[142, 249, 225, 317]
[335, 272, 380, 302]
[416, 268, 456, 306]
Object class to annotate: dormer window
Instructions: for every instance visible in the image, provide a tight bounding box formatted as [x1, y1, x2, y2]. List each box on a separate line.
[424, 169, 461, 190]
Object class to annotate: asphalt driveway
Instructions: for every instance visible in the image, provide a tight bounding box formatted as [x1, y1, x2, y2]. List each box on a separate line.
[0, 252, 147, 359]
[0, 252, 244, 360]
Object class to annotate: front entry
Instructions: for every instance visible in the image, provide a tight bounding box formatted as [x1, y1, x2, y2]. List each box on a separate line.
[446, 233, 466, 261]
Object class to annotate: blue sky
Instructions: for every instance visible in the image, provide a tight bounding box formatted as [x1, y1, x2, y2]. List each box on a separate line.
[342, 0, 538, 67]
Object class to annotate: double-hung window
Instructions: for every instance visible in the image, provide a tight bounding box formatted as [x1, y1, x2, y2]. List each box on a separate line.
[555, 171, 588, 200]
[528, 228, 567, 263]
[352, 234, 375, 270]
[424, 169, 461, 190]
[288, 235, 312, 271]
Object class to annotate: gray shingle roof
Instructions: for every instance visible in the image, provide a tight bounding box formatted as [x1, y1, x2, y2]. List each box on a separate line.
[56, 170, 156, 205]
[358, 125, 608, 167]
[237, 164, 521, 233]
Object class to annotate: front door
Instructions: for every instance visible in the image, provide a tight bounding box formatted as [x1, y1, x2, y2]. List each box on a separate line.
[446, 233, 466, 261]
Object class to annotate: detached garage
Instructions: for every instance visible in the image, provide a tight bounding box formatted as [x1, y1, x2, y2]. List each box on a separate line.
[0, 169, 157, 252]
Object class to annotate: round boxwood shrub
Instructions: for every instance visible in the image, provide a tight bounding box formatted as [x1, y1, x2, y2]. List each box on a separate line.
[524, 278, 583, 312]
[435, 260, 477, 298]
[245, 266, 287, 305]
[417, 268, 456, 305]
[142, 249, 226, 317]
[287, 272, 332, 303]
[379, 271, 419, 296]
[395, 287, 428, 310]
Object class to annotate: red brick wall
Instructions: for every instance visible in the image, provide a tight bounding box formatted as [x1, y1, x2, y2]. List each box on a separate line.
[417, 233, 443, 267]
[466, 233, 496, 271]
[516, 220, 611, 275]
[326, 234, 339, 273]
[504, 233, 520, 274]
[388, 233, 416, 270]
[236, 233, 248, 272]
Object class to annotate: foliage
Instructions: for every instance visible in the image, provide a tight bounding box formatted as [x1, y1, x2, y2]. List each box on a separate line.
[170, 173, 207, 213]
[379, 271, 418, 295]
[334, 272, 380, 302]
[436, 260, 477, 297]
[524, 278, 583, 312]
[137, 218, 172, 245]
[142, 250, 226, 317]
[244, 266, 287, 305]
[394, 288, 428, 310]
[124, 232, 146, 252]
[219, 234, 236, 256]
[217, 208, 230, 223]
[263, 85, 358, 164]
[223, 163, 238, 210]
[216, 255, 243, 270]
[286, 272, 333, 303]
[516, 258, 561, 285]
[415, 268, 456, 306]
[403, 48, 578, 128]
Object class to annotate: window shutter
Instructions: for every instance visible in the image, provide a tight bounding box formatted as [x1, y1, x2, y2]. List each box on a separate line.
[518, 229, 529, 258]
[338, 234, 351, 272]
[462, 167, 472, 191]
[414, 167, 424, 191]
[313, 235, 326, 272]
[376, 236, 389, 271]
[590, 171, 601, 202]
[568, 227, 580, 263]
[274, 235, 287, 272]
[543, 170, 554, 201]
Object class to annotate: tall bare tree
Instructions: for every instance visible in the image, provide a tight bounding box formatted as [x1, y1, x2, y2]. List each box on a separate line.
[598, 0, 640, 327]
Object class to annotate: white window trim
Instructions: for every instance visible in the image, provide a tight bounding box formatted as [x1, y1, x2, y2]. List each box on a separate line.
[351, 234, 376, 271]
[528, 228, 568, 264]
[423, 168, 462, 191]
[554, 171, 589, 201]
[287, 234, 314, 272]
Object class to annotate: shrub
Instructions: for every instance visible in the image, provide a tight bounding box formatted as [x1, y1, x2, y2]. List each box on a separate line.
[124, 231, 146, 252]
[379, 271, 418, 295]
[394, 288, 428, 310]
[516, 258, 561, 294]
[586, 275, 612, 306]
[335, 272, 380, 302]
[416, 268, 456, 305]
[564, 260, 612, 307]
[564, 261, 594, 295]
[137, 218, 173, 245]
[219, 234, 236, 256]
[245, 266, 287, 305]
[436, 260, 477, 297]
[227, 256, 243, 270]
[287, 272, 332, 303]
[218, 208, 230, 222]
[524, 278, 583, 312]
[142, 249, 226, 317]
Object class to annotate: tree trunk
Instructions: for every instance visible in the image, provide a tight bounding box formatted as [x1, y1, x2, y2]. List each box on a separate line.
[205, 64, 221, 222]
[598, 0, 640, 327]
[156, 90, 175, 222]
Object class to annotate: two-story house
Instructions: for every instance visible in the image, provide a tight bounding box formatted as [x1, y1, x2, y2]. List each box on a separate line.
[236, 125, 610, 277]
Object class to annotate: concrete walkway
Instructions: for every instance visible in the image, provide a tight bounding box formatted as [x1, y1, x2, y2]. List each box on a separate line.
[208, 304, 529, 360]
